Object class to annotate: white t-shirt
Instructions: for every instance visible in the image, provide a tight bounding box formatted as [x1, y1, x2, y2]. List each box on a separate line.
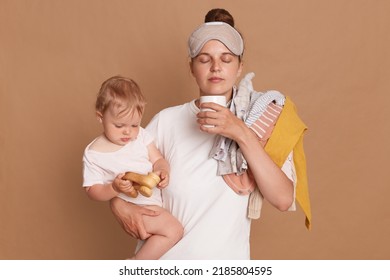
[82, 128, 162, 206]
[144, 100, 295, 259]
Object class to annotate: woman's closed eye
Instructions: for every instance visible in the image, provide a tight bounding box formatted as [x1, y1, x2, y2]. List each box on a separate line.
[197, 55, 211, 63]
[221, 54, 234, 63]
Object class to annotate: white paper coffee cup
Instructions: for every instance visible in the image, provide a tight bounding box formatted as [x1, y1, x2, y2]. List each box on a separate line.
[199, 95, 227, 127]
[199, 96, 227, 112]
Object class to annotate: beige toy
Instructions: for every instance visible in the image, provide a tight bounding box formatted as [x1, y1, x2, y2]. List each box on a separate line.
[122, 171, 161, 198]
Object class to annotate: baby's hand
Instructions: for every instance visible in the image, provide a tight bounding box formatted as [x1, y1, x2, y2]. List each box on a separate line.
[154, 170, 169, 189]
[113, 173, 135, 195]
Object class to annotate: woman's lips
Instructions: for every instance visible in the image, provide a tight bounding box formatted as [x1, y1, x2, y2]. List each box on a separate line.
[209, 76, 223, 82]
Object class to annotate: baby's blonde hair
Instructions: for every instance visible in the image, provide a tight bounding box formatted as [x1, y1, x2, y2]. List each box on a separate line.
[95, 76, 146, 117]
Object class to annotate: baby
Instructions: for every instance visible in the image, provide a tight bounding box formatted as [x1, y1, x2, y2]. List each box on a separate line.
[82, 76, 183, 259]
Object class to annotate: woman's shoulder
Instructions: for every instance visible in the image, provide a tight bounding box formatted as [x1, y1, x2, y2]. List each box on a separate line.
[163, 101, 192, 112]
[154, 101, 194, 118]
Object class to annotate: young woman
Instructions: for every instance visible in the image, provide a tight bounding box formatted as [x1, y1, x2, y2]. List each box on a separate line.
[110, 9, 310, 259]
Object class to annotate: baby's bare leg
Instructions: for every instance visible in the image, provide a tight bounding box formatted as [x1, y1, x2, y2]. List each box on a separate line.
[133, 205, 183, 260]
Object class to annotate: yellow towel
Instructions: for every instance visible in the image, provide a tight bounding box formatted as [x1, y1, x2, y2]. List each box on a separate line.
[264, 96, 312, 230]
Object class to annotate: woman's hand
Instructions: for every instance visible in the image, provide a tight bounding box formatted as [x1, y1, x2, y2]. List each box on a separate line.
[197, 102, 248, 142]
[110, 197, 160, 240]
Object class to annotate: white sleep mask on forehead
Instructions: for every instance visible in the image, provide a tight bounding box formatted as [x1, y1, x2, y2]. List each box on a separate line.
[188, 22, 244, 58]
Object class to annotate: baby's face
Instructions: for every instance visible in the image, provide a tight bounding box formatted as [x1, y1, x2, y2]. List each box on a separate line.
[101, 108, 142, 146]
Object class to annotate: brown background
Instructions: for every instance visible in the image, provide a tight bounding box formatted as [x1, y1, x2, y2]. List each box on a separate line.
[1, 0, 389, 260]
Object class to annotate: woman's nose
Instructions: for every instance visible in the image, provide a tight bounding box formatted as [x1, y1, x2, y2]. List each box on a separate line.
[210, 60, 221, 72]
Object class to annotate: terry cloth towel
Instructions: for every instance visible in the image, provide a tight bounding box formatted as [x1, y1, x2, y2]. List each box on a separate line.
[210, 73, 312, 230]
[262, 96, 312, 230]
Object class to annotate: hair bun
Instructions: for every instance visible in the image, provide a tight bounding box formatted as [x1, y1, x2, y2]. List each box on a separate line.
[204, 8, 235, 27]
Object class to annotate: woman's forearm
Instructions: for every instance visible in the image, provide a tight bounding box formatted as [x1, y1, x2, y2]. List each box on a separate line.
[236, 125, 294, 211]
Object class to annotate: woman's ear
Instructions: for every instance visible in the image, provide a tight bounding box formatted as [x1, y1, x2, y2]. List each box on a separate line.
[96, 111, 103, 123]
[237, 61, 244, 78]
[189, 60, 194, 76]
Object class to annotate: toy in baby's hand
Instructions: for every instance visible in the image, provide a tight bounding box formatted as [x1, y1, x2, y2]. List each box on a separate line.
[122, 171, 161, 198]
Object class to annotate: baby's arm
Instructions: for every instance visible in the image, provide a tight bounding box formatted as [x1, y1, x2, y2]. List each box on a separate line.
[85, 174, 135, 201]
[147, 142, 170, 188]
[85, 183, 118, 201]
